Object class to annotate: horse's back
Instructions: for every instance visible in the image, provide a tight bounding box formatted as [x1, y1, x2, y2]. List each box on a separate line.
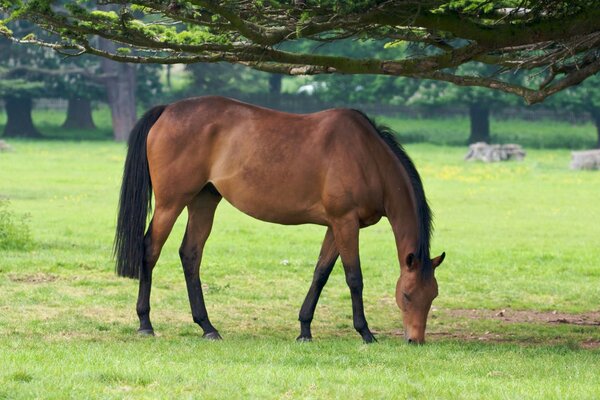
[147, 97, 388, 225]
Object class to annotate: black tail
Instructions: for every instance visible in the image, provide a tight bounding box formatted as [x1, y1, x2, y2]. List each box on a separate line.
[114, 105, 167, 279]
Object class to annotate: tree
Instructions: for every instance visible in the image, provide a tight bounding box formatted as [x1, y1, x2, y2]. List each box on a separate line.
[185, 62, 270, 97]
[551, 75, 600, 148]
[0, 82, 44, 138]
[0, 21, 52, 138]
[304, 39, 420, 106]
[2, 1, 600, 103]
[407, 63, 518, 144]
[56, 55, 105, 130]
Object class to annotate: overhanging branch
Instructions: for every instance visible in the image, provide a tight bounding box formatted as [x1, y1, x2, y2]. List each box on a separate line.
[2, 0, 600, 103]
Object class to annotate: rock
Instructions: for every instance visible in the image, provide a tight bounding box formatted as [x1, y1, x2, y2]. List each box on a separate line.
[465, 142, 526, 162]
[570, 149, 600, 170]
[0, 140, 13, 152]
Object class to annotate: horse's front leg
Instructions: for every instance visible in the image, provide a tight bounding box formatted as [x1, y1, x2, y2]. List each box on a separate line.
[332, 218, 376, 343]
[297, 227, 339, 341]
[179, 189, 222, 339]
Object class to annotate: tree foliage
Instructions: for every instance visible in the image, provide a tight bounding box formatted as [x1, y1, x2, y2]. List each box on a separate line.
[2, 1, 600, 103]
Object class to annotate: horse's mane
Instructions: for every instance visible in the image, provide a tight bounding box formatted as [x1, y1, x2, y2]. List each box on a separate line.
[353, 110, 433, 278]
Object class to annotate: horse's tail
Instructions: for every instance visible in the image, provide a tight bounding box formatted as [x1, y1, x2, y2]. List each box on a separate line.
[114, 105, 167, 279]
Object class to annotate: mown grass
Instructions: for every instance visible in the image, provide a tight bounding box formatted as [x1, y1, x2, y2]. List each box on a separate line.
[1, 108, 600, 398]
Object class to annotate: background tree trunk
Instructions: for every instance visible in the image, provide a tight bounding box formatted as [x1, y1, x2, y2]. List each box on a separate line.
[468, 103, 491, 144]
[268, 74, 283, 107]
[99, 39, 137, 141]
[269, 74, 282, 95]
[62, 98, 96, 130]
[3, 96, 41, 138]
[591, 109, 600, 149]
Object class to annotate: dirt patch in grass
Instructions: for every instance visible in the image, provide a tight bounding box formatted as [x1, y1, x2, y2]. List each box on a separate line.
[416, 308, 600, 349]
[439, 308, 600, 326]
[8, 272, 58, 284]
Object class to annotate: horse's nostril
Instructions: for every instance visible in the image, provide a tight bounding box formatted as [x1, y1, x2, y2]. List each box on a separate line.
[407, 338, 414, 344]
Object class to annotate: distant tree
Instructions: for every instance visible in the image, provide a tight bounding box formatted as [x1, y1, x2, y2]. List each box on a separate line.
[0, 19, 108, 137]
[407, 63, 518, 144]
[0, 21, 52, 138]
[98, 36, 136, 141]
[552, 75, 600, 148]
[186, 62, 270, 96]
[304, 39, 420, 106]
[57, 56, 104, 130]
[135, 64, 163, 108]
[0, 79, 44, 138]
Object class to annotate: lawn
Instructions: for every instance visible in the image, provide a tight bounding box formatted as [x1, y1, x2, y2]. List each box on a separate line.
[0, 119, 599, 398]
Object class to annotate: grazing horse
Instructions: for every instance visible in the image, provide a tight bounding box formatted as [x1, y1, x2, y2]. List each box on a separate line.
[114, 96, 445, 344]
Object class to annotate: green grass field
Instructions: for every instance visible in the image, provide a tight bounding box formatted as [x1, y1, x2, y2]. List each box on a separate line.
[1, 115, 600, 398]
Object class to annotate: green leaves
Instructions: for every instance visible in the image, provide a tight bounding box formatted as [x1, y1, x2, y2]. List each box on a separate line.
[1, 0, 599, 102]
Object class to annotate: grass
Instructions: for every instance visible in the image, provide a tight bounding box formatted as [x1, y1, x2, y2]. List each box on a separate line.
[379, 115, 598, 149]
[0, 136, 599, 399]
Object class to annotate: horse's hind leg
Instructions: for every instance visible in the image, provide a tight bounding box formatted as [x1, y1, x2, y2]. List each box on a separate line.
[137, 204, 184, 335]
[179, 187, 222, 339]
[297, 227, 339, 341]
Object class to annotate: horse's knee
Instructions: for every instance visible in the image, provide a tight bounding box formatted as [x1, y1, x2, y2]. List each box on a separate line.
[178, 245, 196, 262]
[345, 271, 363, 292]
[313, 268, 330, 287]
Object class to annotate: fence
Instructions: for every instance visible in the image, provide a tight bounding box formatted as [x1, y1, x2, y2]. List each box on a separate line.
[17, 96, 594, 125]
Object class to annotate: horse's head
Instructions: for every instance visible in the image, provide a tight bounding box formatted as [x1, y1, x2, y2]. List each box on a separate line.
[395, 252, 445, 344]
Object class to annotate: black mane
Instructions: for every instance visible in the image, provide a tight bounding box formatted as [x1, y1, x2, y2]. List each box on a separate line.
[353, 110, 433, 277]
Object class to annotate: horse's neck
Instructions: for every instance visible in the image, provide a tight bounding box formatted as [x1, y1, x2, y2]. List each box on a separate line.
[383, 167, 419, 267]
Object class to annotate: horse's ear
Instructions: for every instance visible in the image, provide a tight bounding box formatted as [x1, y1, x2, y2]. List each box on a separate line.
[406, 253, 415, 269]
[432, 252, 446, 269]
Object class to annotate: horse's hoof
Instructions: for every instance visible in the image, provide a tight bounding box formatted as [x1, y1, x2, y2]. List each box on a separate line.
[296, 335, 312, 342]
[203, 331, 222, 340]
[362, 332, 377, 344]
[137, 329, 155, 336]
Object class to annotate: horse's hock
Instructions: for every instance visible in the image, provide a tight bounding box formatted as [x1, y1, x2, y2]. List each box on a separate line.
[464, 142, 526, 162]
[570, 150, 600, 170]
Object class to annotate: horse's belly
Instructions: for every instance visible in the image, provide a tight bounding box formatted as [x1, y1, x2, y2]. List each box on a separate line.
[210, 177, 328, 226]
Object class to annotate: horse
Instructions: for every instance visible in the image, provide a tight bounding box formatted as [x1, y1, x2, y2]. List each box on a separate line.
[114, 96, 445, 344]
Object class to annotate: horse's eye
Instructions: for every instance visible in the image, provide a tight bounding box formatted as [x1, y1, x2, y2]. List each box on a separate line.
[403, 292, 411, 302]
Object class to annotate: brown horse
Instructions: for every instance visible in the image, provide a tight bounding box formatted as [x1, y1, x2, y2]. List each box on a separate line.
[114, 96, 445, 344]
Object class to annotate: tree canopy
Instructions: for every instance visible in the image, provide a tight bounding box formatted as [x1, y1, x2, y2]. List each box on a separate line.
[1, 1, 600, 104]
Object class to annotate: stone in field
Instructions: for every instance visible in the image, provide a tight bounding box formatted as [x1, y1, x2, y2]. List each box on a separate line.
[0, 140, 13, 152]
[464, 142, 526, 162]
[570, 149, 600, 170]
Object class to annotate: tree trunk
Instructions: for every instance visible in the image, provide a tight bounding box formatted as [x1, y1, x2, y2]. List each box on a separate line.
[3, 96, 42, 138]
[591, 109, 600, 149]
[166, 65, 172, 90]
[269, 74, 282, 94]
[468, 103, 490, 144]
[99, 39, 137, 141]
[62, 98, 96, 130]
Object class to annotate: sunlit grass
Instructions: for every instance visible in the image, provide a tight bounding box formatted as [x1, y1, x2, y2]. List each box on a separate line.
[0, 139, 599, 398]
